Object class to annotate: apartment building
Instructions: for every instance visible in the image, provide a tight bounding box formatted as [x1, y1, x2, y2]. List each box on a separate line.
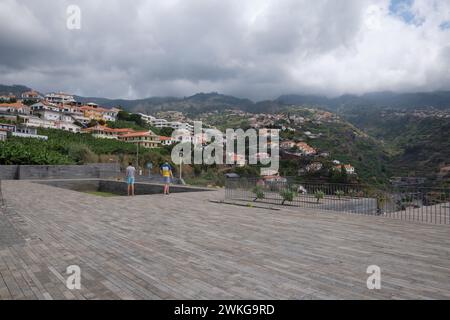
[139, 113, 194, 133]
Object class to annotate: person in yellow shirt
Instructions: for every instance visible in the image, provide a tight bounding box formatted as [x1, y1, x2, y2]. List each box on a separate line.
[160, 162, 174, 195]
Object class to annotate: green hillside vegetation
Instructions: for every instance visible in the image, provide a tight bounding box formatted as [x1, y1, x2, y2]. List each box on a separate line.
[276, 120, 392, 184]
[340, 110, 450, 185]
[0, 128, 171, 167]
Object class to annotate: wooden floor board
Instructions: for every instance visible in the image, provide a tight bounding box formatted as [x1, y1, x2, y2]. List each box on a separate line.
[0, 180, 449, 299]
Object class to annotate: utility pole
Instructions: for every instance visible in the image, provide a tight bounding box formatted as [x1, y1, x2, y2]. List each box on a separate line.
[136, 142, 139, 172]
[179, 151, 183, 181]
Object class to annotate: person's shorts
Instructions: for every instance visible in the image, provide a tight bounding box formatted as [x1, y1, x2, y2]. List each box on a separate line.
[127, 177, 135, 185]
[163, 177, 171, 184]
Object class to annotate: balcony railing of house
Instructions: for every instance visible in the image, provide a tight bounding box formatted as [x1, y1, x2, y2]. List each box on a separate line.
[225, 177, 450, 225]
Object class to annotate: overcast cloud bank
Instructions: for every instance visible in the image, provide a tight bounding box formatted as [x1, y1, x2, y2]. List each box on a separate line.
[1, 0, 450, 100]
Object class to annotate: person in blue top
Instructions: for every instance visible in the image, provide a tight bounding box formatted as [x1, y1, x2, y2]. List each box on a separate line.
[160, 162, 173, 195]
[126, 162, 136, 196]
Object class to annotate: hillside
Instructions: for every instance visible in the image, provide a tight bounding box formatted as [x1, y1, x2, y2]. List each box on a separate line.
[0, 128, 171, 168]
[2, 83, 450, 185]
[338, 108, 450, 185]
[78, 90, 450, 115]
[277, 91, 450, 111]
[0, 84, 33, 96]
[3, 83, 450, 114]
[76, 92, 256, 116]
[197, 107, 392, 185]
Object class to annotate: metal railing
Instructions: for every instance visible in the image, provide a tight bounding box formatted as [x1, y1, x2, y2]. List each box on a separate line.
[225, 177, 450, 225]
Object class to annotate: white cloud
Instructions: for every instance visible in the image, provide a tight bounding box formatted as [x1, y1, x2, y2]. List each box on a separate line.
[0, 0, 449, 100]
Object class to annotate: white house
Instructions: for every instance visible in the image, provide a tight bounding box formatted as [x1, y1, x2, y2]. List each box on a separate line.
[0, 123, 17, 132]
[333, 164, 356, 175]
[21, 90, 43, 101]
[139, 113, 194, 133]
[45, 92, 76, 104]
[0, 129, 7, 141]
[0, 102, 31, 115]
[31, 101, 61, 112]
[55, 121, 81, 133]
[171, 129, 193, 143]
[25, 116, 58, 129]
[11, 125, 48, 140]
[159, 136, 174, 146]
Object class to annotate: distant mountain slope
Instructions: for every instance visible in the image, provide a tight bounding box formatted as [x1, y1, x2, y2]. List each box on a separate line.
[76, 92, 257, 116]
[277, 91, 450, 111]
[80, 90, 450, 114]
[3, 83, 450, 113]
[0, 84, 33, 96]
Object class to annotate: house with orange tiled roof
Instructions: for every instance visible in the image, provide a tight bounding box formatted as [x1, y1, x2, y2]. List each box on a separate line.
[0, 102, 31, 115]
[0, 94, 16, 102]
[21, 90, 43, 101]
[280, 140, 296, 149]
[82, 125, 135, 139]
[80, 105, 119, 122]
[118, 130, 160, 148]
[81, 124, 160, 148]
[160, 136, 175, 146]
[296, 142, 317, 155]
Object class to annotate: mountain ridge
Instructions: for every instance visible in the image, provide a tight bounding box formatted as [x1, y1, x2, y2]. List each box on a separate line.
[2, 84, 450, 114]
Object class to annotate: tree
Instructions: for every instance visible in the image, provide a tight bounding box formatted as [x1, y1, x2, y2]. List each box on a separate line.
[87, 119, 98, 128]
[117, 110, 130, 121]
[160, 127, 175, 137]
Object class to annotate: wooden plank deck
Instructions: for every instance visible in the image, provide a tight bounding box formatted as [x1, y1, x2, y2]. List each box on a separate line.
[0, 180, 449, 300]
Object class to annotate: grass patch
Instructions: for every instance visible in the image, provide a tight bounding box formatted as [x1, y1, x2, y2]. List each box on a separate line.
[83, 191, 118, 197]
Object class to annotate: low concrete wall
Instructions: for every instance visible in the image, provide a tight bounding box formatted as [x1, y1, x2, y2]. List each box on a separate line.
[0, 164, 120, 180]
[35, 179, 101, 192]
[35, 179, 213, 196]
[99, 180, 211, 196]
[0, 165, 19, 180]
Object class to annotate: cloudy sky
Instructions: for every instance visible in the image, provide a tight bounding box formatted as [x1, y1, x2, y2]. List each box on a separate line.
[1, 0, 450, 100]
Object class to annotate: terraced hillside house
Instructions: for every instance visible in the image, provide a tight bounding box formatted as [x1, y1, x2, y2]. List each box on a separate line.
[80, 105, 120, 122]
[0, 102, 31, 115]
[45, 92, 76, 104]
[296, 142, 317, 156]
[118, 130, 161, 148]
[333, 164, 356, 175]
[160, 136, 174, 146]
[82, 125, 135, 139]
[21, 90, 43, 102]
[280, 140, 296, 149]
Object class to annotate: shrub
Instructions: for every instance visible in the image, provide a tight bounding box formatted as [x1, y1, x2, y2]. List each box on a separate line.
[252, 185, 265, 202]
[335, 190, 345, 200]
[66, 144, 98, 164]
[280, 187, 297, 205]
[315, 190, 325, 203]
